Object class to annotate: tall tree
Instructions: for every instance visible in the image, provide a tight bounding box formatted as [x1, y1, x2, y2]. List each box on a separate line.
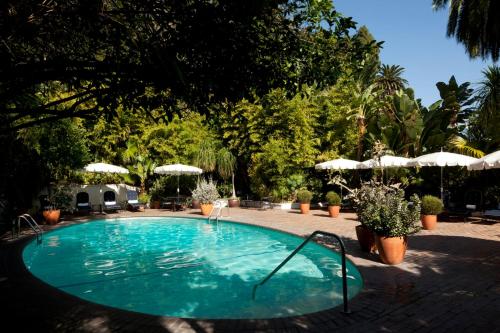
[472, 65, 500, 150]
[0, 0, 370, 132]
[374, 65, 409, 95]
[433, 0, 500, 61]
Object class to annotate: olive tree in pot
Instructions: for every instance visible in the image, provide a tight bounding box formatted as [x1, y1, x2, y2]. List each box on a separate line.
[325, 191, 341, 218]
[365, 189, 421, 265]
[420, 195, 443, 230]
[192, 178, 220, 216]
[43, 185, 72, 225]
[297, 189, 312, 214]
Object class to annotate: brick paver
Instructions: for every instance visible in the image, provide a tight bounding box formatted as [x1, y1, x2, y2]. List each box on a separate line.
[1, 207, 499, 332]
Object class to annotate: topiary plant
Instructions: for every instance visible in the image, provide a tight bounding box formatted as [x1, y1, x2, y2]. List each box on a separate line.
[325, 191, 341, 206]
[421, 195, 444, 215]
[296, 189, 312, 204]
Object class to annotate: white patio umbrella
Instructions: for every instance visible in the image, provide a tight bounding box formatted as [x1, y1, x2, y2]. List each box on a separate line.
[467, 150, 500, 170]
[82, 162, 129, 212]
[315, 158, 367, 170]
[361, 155, 413, 168]
[408, 152, 479, 201]
[153, 164, 203, 202]
[362, 155, 413, 184]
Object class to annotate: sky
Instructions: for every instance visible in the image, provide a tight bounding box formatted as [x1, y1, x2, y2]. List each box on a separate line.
[334, 0, 496, 106]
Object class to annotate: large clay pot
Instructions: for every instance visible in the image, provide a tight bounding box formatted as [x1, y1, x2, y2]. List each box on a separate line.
[374, 234, 408, 265]
[299, 203, 310, 214]
[200, 203, 214, 216]
[228, 198, 240, 208]
[150, 201, 161, 209]
[421, 214, 437, 230]
[355, 225, 376, 253]
[328, 205, 340, 218]
[43, 209, 60, 225]
[192, 199, 201, 209]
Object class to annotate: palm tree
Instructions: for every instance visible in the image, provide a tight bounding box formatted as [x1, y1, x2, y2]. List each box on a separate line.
[347, 84, 379, 161]
[476, 65, 500, 123]
[216, 148, 237, 198]
[474, 65, 500, 150]
[194, 141, 217, 173]
[374, 64, 408, 95]
[122, 141, 156, 194]
[433, 0, 500, 61]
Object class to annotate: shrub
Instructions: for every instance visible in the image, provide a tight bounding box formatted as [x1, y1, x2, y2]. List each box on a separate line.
[325, 191, 341, 206]
[421, 195, 444, 215]
[296, 189, 312, 203]
[192, 178, 220, 204]
[354, 183, 421, 237]
[138, 193, 150, 204]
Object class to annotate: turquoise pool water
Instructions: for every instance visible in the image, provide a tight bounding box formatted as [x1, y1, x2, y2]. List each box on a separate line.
[23, 217, 363, 319]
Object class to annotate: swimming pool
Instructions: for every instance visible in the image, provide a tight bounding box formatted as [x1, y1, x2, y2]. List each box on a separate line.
[23, 217, 363, 319]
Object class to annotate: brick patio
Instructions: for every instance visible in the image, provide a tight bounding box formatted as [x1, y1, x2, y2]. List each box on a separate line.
[1, 207, 499, 332]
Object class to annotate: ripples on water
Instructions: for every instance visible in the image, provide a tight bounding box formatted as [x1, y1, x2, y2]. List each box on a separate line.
[23, 217, 363, 319]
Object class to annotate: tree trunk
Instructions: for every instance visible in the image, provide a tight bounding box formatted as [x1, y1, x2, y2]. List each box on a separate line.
[356, 117, 366, 161]
[231, 173, 236, 198]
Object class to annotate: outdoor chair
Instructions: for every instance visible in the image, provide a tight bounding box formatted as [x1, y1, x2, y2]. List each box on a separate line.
[103, 190, 121, 212]
[126, 190, 143, 211]
[442, 189, 483, 222]
[75, 192, 92, 214]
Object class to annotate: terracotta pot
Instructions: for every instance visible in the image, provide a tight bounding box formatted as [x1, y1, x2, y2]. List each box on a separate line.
[328, 205, 340, 218]
[421, 214, 437, 230]
[374, 234, 408, 265]
[200, 203, 214, 216]
[192, 199, 201, 209]
[150, 201, 160, 209]
[42, 209, 60, 225]
[299, 203, 310, 214]
[228, 198, 240, 208]
[355, 225, 377, 253]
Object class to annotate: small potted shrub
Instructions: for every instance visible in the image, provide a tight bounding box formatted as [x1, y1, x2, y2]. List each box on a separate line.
[420, 195, 444, 230]
[138, 193, 150, 211]
[325, 191, 341, 218]
[366, 189, 421, 265]
[43, 186, 72, 225]
[296, 189, 312, 214]
[192, 178, 220, 216]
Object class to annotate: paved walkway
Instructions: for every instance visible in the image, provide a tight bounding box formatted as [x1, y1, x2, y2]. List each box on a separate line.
[1, 207, 499, 332]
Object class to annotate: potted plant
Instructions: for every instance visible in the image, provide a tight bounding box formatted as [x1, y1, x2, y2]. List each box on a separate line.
[420, 195, 443, 230]
[365, 189, 421, 265]
[138, 193, 150, 211]
[42, 186, 72, 225]
[296, 189, 312, 214]
[353, 184, 385, 253]
[325, 191, 341, 218]
[192, 178, 220, 216]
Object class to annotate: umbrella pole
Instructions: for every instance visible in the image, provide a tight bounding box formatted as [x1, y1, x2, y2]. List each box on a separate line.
[440, 167, 444, 203]
[177, 175, 180, 210]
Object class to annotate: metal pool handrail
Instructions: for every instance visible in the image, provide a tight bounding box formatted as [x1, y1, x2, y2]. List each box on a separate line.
[251, 230, 351, 314]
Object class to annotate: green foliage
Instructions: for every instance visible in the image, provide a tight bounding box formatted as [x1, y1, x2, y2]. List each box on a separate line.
[19, 119, 90, 181]
[421, 195, 444, 215]
[433, 0, 500, 61]
[192, 178, 220, 204]
[138, 193, 150, 205]
[355, 183, 421, 237]
[46, 185, 72, 211]
[296, 189, 312, 204]
[325, 191, 341, 206]
[2, 0, 373, 132]
[369, 89, 423, 157]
